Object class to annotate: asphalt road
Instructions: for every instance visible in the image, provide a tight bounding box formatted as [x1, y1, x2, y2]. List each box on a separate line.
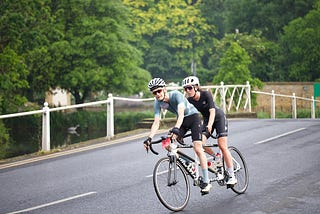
[1, 119, 320, 214]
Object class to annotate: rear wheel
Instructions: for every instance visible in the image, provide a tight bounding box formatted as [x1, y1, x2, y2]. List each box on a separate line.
[153, 157, 190, 211]
[227, 146, 249, 194]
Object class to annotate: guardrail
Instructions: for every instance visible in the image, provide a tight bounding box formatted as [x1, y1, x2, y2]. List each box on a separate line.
[0, 82, 318, 152]
[0, 94, 154, 152]
[167, 81, 251, 113]
[252, 90, 319, 119]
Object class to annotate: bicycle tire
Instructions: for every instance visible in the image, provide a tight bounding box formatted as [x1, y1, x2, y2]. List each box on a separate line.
[153, 157, 190, 212]
[227, 146, 249, 194]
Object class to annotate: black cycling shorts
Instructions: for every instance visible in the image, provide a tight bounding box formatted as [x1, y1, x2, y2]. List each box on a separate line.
[203, 113, 228, 139]
[179, 114, 202, 142]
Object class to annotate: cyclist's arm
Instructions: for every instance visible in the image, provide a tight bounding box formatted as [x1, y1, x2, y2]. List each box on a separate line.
[207, 108, 216, 132]
[174, 103, 185, 129]
[205, 91, 216, 132]
[148, 115, 160, 139]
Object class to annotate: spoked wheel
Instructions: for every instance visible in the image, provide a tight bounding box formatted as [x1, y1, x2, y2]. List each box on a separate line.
[153, 157, 190, 212]
[227, 146, 249, 194]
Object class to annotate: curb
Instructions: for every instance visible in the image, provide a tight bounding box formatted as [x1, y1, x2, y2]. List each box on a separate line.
[0, 129, 167, 170]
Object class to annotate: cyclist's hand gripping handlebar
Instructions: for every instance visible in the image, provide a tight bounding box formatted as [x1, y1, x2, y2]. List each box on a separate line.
[143, 137, 152, 153]
[144, 136, 170, 155]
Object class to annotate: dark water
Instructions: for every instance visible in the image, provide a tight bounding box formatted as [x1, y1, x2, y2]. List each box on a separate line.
[51, 127, 106, 148]
[3, 118, 106, 158]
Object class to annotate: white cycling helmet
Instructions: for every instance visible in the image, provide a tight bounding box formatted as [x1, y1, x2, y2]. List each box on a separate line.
[182, 76, 200, 87]
[148, 78, 166, 91]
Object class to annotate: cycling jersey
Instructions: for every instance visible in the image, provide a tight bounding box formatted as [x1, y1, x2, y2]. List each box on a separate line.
[187, 90, 228, 138]
[153, 90, 201, 141]
[154, 90, 198, 117]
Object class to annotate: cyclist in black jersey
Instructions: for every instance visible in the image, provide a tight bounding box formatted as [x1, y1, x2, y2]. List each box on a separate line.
[182, 76, 237, 185]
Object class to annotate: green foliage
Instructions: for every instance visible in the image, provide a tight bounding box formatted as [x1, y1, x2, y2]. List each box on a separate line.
[213, 42, 262, 90]
[114, 110, 153, 133]
[223, 0, 316, 41]
[256, 111, 270, 119]
[279, 5, 320, 81]
[123, 0, 215, 81]
[0, 47, 29, 114]
[2, 0, 320, 159]
[50, 0, 150, 103]
[2, 114, 41, 159]
[257, 108, 320, 119]
[0, 109, 154, 159]
[0, 121, 10, 159]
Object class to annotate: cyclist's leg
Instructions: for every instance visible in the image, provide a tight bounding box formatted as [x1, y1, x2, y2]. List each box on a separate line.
[186, 114, 212, 193]
[218, 137, 233, 171]
[215, 114, 236, 184]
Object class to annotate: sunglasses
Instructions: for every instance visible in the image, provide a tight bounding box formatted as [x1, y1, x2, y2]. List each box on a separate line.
[184, 86, 193, 91]
[152, 89, 163, 95]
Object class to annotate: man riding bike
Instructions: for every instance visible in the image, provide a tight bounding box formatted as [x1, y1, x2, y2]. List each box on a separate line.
[143, 77, 212, 194]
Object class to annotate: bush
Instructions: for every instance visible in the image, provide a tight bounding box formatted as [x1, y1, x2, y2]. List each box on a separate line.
[115, 110, 153, 133]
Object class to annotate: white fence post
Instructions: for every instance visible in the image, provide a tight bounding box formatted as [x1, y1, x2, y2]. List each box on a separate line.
[311, 96, 315, 119]
[271, 90, 276, 119]
[220, 81, 226, 113]
[42, 102, 50, 151]
[245, 81, 251, 112]
[106, 93, 114, 139]
[292, 93, 297, 119]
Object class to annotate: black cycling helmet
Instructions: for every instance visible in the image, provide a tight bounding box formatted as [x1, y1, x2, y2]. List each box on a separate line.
[148, 78, 166, 91]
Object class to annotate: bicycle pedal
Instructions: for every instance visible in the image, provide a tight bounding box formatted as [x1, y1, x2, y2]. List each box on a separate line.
[201, 191, 209, 196]
[226, 184, 234, 189]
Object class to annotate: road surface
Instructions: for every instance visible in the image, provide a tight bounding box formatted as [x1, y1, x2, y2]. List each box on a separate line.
[1, 119, 319, 214]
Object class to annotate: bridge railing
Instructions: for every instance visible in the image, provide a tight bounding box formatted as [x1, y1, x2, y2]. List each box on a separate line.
[252, 90, 319, 119]
[167, 81, 251, 113]
[1, 81, 319, 152]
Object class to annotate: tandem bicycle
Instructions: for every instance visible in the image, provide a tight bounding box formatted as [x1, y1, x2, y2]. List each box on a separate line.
[148, 132, 249, 211]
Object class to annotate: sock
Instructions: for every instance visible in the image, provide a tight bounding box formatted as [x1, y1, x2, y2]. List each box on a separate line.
[202, 168, 210, 183]
[227, 167, 234, 177]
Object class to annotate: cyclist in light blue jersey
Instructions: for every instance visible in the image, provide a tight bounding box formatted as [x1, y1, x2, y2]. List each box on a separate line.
[153, 90, 198, 118]
[143, 78, 212, 194]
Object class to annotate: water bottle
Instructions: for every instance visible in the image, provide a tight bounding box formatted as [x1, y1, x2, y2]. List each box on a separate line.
[207, 160, 217, 171]
[215, 153, 222, 167]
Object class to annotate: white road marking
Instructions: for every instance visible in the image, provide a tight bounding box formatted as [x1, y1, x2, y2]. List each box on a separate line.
[146, 174, 153, 178]
[254, 128, 306, 145]
[7, 191, 97, 214]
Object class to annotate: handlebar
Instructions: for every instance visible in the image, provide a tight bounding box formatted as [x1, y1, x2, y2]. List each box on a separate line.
[147, 129, 217, 155]
[149, 137, 163, 155]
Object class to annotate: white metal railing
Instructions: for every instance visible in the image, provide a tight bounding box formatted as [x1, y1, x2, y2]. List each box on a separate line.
[168, 81, 251, 113]
[252, 90, 319, 119]
[0, 94, 154, 152]
[0, 82, 318, 152]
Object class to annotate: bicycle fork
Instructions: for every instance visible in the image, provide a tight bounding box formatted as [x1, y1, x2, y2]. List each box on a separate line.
[167, 154, 178, 186]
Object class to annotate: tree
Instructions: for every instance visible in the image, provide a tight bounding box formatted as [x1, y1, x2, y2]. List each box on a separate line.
[223, 0, 316, 41]
[123, 0, 215, 82]
[0, 0, 47, 111]
[213, 42, 262, 88]
[50, 0, 150, 103]
[279, 2, 320, 81]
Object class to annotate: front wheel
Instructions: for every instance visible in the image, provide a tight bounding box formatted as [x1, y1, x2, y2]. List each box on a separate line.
[153, 157, 190, 212]
[227, 146, 249, 194]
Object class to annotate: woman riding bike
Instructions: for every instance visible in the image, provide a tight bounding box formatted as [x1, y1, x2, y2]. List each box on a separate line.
[182, 76, 237, 185]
